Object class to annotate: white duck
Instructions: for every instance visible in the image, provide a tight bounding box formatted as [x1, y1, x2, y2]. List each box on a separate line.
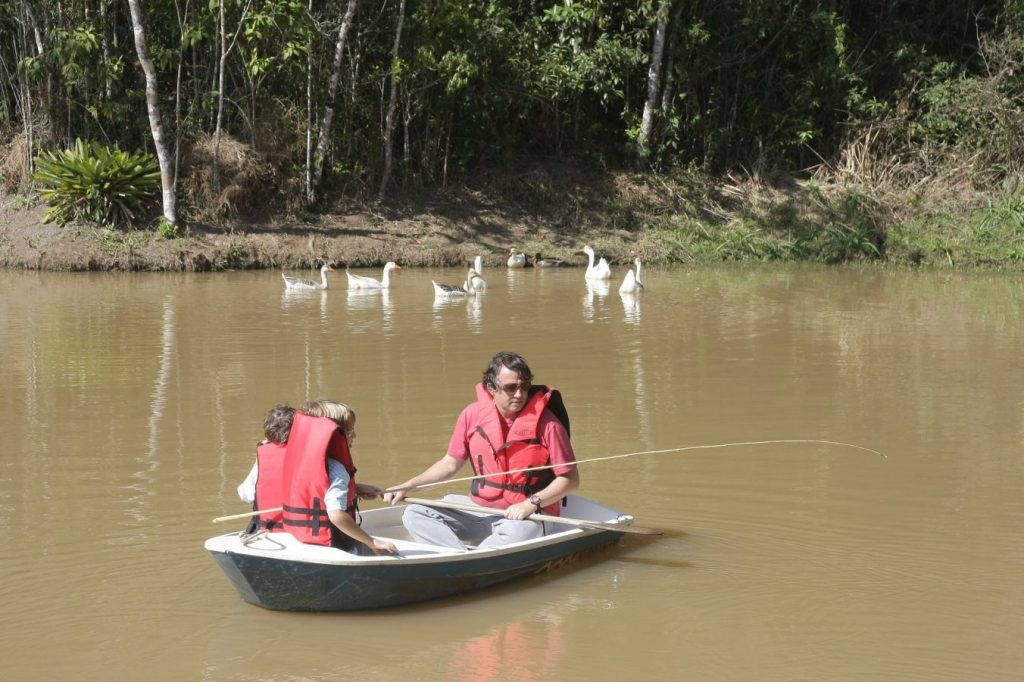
[282, 263, 333, 290]
[581, 245, 612, 281]
[470, 255, 487, 289]
[619, 258, 645, 294]
[346, 261, 401, 289]
[507, 248, 528, 268]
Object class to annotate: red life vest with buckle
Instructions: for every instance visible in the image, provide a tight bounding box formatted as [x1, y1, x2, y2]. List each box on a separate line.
[250, 441, 286, 531]
[281, 412, 358, 547]
[467, 382, 561, 515]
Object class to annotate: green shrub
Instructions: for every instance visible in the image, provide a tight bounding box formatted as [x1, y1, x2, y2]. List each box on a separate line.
[32, 139, 160, 227]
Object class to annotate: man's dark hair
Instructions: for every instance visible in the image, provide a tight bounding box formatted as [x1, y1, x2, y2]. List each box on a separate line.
[482, 351, 534, 390]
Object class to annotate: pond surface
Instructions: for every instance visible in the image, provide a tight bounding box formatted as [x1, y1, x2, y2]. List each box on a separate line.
[1, 263, 1022, 680]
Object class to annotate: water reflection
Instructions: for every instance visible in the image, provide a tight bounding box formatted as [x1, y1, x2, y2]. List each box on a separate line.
[619, 291, 641, 325]
[432, 292, 483, 332]
[582, 280, 610, 322]
[446, 613, 566, 682]
[347, 288, 394, 333]
[131, 294, 177, 523]
[281, 287, 328, 319]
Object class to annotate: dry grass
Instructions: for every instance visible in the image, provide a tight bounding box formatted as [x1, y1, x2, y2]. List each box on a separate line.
[0, 134, 32, 192]
[181, 133, 281, 222]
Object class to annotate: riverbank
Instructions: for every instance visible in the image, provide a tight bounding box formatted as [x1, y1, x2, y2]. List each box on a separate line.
[2, 164, 1021, 272]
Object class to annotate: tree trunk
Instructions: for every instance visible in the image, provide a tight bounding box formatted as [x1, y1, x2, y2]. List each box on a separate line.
[304, 0, 314, 203]
[213, 0, 252, 191]
[310, 0, 359, 200]
[173, 0, 193, 201]
[127, 0, 177, 226]
[213, 0, 227, 190]
[638, 1, 672, 165]
[377, 0, 406, 200]
[99, 0, 111, 100]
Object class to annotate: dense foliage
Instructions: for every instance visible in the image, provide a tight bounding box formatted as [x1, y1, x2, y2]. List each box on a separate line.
[1, 1, 1022, 232]
[32, 139, 160, 226]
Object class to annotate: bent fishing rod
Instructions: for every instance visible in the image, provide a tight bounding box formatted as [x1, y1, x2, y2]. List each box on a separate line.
[212, 439, 883, 523]
[379, 438, 885, 495]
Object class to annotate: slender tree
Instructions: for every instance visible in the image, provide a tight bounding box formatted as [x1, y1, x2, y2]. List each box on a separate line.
[378, 0, 405, 199]
[311, 0, 359, 200]
[213, 0, 252, 190]
[638, 0, 672, 164]
[127, 0, 177, 226]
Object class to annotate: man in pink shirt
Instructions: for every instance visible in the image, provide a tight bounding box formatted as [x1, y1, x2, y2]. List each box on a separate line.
[384, 351, 579, 549]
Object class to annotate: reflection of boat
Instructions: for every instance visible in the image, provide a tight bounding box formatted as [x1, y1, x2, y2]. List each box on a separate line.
[205, 495, 635, 612]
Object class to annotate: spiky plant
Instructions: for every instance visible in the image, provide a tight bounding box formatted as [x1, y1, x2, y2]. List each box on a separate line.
[33, 139, 160, 227]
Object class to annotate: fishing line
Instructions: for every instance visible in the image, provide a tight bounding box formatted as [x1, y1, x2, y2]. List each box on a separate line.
[213, 440, 885, 520]
[383, 439, 886, 495]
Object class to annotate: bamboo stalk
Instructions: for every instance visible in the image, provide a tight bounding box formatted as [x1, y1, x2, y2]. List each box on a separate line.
[212, 507, 282, 524]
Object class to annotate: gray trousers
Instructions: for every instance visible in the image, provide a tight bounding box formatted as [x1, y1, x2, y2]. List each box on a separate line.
[402, 494, 544, 549]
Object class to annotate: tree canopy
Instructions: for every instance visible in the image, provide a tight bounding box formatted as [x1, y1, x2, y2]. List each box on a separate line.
[1, 1, 1019, 221]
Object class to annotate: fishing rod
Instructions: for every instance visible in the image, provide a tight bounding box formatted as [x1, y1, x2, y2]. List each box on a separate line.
[381, 438, 885, 495]
[212, 439, 883, 523]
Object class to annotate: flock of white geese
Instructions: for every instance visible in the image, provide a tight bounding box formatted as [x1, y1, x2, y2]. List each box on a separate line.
[281, 246, 644, 296]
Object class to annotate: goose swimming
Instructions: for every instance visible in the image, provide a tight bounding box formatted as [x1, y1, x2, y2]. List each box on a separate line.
[433, 272, 476, 297]
[346, 261, 401, 289]
[580, 245, 612, 281]
[469, 256, 487, 289]
[282, 263, 334, 290]
[619, 267, 643, 294]
[507, 248, 529, 268]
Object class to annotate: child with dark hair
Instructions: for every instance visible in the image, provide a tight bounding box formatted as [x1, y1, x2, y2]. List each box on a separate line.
[237, 404, 295, 531]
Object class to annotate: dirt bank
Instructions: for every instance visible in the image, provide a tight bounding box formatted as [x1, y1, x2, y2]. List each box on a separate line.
[0, 165, 677, 272]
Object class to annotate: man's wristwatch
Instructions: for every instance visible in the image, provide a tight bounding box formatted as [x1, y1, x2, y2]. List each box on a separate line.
[529, 494, 543, 513]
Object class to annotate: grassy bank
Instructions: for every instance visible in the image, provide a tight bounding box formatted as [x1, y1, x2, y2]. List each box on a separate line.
[2, 165, 1023, 272]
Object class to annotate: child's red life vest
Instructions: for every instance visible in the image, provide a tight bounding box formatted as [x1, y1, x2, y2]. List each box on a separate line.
[281, 412, 358, 546]
[251, 440, 286, 531]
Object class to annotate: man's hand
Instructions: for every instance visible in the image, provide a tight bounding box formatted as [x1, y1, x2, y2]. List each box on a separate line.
[504, 499, 538, 521]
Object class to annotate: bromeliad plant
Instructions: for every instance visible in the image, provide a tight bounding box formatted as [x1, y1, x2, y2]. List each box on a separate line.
[33, 139, 160, 227]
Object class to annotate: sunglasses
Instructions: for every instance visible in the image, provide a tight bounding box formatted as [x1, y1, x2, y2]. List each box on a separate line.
[495, 381, 531, 397]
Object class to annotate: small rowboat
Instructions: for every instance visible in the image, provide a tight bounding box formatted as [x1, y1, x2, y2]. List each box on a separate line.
[205, 495, 641, 612]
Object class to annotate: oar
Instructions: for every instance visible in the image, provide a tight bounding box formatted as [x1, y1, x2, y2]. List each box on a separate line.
[403, 496, 662, 536]
[382, 439, 885, 496]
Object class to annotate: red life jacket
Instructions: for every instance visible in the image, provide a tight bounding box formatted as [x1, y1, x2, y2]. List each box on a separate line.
[250, 441, 286, 531]
[467, 382, 561, 515]
[281, 412, 358, 547]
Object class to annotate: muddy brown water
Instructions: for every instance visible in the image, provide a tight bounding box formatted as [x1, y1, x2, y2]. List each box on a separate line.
[1, 264, 1022, 680]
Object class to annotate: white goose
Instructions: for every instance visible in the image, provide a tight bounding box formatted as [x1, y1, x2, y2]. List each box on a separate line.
[346, 261, 401, 289]
[581, 245, 612, 281]
[470, 255, 487, 289]
[282, 263, 334, 290]
[507, 248, 528, 268]
[619, 258, 645, 294]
